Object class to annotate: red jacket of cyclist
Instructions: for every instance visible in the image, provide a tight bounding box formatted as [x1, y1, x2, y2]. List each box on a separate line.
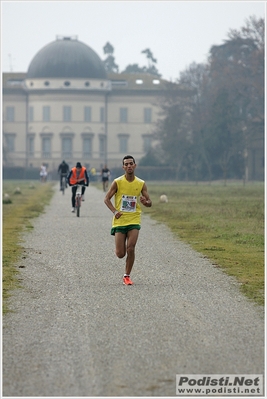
[67, 162, 89, 211]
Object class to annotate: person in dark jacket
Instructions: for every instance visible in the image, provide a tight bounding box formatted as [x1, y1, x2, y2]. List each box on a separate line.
[58, 160, 70, 190]
[67, 162, 89, 212]
[101, 164, 111, 192]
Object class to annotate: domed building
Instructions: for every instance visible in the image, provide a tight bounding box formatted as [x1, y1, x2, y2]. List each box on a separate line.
[27, 36, 107, 79]
[3, 35, 170, 175]
[3, 35, 264, 181]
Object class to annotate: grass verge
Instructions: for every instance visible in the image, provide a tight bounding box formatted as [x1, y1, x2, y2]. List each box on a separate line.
[94, 180, 264, 305]
[141, 181, 264, 306]
[2, 180, 55, 314]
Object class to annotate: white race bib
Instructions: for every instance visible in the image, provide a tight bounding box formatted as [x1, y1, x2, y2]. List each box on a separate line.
[120, 195, 137, 212]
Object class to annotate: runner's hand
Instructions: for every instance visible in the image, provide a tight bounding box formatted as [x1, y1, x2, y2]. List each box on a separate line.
[140, 196, 147, 205]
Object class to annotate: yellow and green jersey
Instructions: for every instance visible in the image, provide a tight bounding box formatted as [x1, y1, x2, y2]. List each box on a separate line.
[112, 174, 145, 227]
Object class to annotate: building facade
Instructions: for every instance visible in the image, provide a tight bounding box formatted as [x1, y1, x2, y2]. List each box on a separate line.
[2, 36, 264, 180]
[2, 36, 168, 173]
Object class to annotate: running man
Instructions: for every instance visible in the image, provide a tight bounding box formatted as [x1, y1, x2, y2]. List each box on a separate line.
[104, 155, 152, 285]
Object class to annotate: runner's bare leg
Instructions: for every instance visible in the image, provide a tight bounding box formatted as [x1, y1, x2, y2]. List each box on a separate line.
[125, 229, 139, 275]
[114, 229, 139, 275]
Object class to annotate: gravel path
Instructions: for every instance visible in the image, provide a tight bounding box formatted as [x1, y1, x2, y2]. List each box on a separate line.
[3, 184, 264, 397]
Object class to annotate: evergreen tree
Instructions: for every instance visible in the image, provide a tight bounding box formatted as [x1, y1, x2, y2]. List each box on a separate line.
[103, 42, 119, 73]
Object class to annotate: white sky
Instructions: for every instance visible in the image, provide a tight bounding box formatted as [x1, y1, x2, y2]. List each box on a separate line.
[1, 1, 265, 81]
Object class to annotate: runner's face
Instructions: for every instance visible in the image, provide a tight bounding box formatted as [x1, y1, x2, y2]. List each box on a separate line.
[123, 159, 136, 174]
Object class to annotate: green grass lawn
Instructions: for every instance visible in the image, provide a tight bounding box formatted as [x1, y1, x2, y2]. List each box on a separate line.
[2, 180, 55, 313]
[142, 181, 264, 306]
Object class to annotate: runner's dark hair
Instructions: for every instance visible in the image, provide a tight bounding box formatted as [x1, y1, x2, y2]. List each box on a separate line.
[122, 155, 135, 164]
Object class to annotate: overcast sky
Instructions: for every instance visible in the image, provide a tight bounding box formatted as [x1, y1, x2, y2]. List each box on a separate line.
[1, 1, 265, 81]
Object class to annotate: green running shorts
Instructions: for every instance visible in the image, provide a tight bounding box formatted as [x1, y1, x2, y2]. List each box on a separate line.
[111, 224, 141, 236]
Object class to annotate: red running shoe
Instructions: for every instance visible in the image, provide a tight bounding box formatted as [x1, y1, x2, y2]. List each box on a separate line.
[123, 276, 133, 285]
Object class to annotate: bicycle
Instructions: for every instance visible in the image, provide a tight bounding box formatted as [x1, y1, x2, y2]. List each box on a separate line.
[73, 184, 83, 217]
[60, 173, 68, 195]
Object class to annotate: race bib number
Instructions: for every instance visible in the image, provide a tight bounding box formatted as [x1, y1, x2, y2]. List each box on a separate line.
[121, 195, 137, 212]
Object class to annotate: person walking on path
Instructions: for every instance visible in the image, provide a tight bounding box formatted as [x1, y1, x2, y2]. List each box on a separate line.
[40, 163, 47, 182]
[101, 164, 110, 192]
[68, 162, 89, 212]
[104, 155, 152, 285]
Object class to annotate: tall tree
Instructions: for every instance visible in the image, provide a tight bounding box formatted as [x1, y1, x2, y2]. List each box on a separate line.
[122, 48, 161, 76]
[103, 42, 119, 73]
[154, 16, 264, 182]
[141, 48, 157, 64]
[121, 64, 147, 74]
[179, 62, 214, 182]
[153, 83, 195, 179]
[208, 16, 264, 181]
[141, 48, 161, 77]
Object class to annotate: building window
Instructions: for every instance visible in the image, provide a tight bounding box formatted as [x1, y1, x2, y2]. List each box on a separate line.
[144, 108, 152, 123]
[6, 106, 15, 122]
[111, 80, 128, 87]
[83, 137, 92, 158]
[28, 106, 34, 122]
[43, 106, 50, 122]
[84, 106, 92, 122]
[120, 108, 128, 123]
[42, 137, 51, 158]
[28, 137, 34, 156]
[143, 136, 152, 152]
[99, 136, 106, 158]
[63, 106, 72, 122]
[5, 135, 15, 152]
[119, 136, 128, 153]
[62, 137, 72, 158]
[100, 107, 105, 123]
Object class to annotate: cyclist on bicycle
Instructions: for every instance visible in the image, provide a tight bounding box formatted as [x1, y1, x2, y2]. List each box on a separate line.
[58, 160, 69, 191]
[67, 162, 89, 212]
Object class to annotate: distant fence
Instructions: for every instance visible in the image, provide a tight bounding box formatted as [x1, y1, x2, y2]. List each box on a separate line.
[4, 166, 262, 182]
[3, 166, 178, 181]
[3, 167, 41, 180]
[111, 166, 177, 181]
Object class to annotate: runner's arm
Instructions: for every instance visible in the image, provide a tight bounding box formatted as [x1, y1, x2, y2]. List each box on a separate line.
[140, 183, 152, 207]
[104, 181, 122, 218]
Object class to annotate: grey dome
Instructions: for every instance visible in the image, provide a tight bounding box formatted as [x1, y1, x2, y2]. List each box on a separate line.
[27, 37, 107, 79]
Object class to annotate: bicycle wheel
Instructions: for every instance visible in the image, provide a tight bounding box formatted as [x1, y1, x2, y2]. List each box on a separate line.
[61, 182, 65, 195]
[76, 205, 80, 217]
[76, 196, 81, 217]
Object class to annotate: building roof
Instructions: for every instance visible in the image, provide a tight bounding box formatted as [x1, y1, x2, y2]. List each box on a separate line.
[108, 72, 168, 91]
[2, 72, 27, 94]
[27, 36, 107, 79]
